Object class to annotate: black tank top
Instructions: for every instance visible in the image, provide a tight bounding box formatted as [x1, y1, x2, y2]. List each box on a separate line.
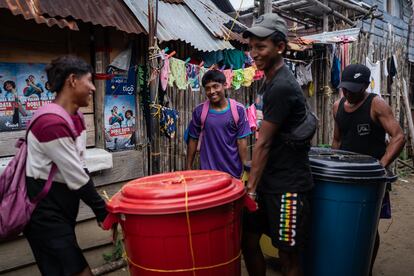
[336, 93, 386, 160]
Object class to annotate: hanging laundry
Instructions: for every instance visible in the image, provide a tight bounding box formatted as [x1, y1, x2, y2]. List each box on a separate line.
[242, 66, 256, 87]
[223, 69, 233, 89]
[388, 56, 397, 78]
[245, 51, 254, 66]
[199, 67, 207, 85]
[200, 51, 224, 68]
[253, 69, 264, 80]
[383, 59, 389, 77]
[285, 60, 296, 74]
[168, 58, 187, 90]
[160, 52, 170, 91]
[254, 93, 264, 139]
[340, 43, 350, 71]
[331, 56, 341, 88]
[160, 107, 179, 139]
[223, 49, 246, 69]
[343, 43, 350, 70]
[392, 54, 398, 71]
[232, 69, 244, 90]
[186, 63, 200, 91]
[246, 104, 257, 132]
[366, 57, 381, 96]
[308, 81, 315, 97]
[296, 63, 313, 86]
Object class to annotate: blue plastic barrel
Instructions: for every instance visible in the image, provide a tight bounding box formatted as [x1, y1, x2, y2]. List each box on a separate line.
[305, 148, 387, 276]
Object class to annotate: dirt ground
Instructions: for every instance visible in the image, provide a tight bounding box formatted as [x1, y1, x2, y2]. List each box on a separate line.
[104, 178, 414, 276]
[373, 177, 414, 276]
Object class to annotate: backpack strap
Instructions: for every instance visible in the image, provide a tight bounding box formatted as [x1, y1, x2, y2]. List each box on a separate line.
[197, 100, 210, 151]
[229, 99, 240, 126]
[200, 100, 210, 130]
[27, 103, 81, 138]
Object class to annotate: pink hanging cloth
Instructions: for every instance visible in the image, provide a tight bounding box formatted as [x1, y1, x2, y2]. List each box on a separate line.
[160, 51, 170, 91]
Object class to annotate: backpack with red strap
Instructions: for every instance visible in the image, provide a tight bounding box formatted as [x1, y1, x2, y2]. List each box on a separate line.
[0, 103, 82, 239]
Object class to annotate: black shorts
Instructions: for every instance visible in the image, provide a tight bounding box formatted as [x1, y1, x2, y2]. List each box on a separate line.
[243, 192, 311, 252]
[26, 234, 88, 276]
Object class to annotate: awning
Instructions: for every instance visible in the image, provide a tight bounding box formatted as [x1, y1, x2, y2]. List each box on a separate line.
[0, 0, 78, 30]
[0, 0, 146, 34]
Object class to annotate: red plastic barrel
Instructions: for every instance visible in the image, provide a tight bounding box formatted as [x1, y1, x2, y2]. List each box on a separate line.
[105, 170, 246, 276]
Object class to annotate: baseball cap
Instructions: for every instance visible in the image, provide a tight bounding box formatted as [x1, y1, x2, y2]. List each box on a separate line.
[338, 64, 371, 93]
[243, 13, 288, 39]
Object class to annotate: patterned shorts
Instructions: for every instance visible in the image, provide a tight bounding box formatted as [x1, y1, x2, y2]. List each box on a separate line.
[243, 192, 311, 252]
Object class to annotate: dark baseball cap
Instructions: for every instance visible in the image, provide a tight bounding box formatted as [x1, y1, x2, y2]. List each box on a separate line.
[338, 64, 371, 93]
[243, 13, 288, 39]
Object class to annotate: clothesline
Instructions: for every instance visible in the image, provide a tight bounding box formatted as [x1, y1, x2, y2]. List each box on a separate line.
[161, 55, 265, 92]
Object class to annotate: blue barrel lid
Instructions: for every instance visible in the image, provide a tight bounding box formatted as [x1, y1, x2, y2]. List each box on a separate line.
[309, 147, 387, 183]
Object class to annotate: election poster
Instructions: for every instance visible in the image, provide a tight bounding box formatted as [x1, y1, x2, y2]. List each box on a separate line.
[104, 65, 137, 151]
[0, 63, 55, 132]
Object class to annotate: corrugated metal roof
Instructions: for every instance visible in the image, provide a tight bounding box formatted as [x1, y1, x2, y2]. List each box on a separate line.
[211, 0, 235, 13]
[0, 0, 79, 30]
[123, 0, 235, 52]
[38, 0, 145, 34]
[161, 0, 184, 3]
[184, 0, 246, 38]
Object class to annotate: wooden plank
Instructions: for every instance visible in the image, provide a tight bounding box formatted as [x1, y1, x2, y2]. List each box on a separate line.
[402, 79, 414, 152]
[1, 244, 115, 276]
[0, 114, 95, 157]
[94, 79, 106, 148]
[85, 113, 96, 147]
[77, 182, 126, 222]
[0, 219, 112, 273]
[0, 131, 24, 157]
[91, 150, 144, 187]
[79, 96, 94, 114]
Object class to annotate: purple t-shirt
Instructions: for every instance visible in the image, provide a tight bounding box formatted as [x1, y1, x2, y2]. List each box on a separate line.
[189, 100, 251, 177]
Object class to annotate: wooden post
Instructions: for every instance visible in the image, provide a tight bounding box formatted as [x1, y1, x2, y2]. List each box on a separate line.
[322, 0, 330, 144]
[278, 0, 309, 10]
[93, 28, 110, 149]
[148, 0, 161, 174]
[367, 16, 376, 59]
[402, 79, 414, 153]
[305, 0, 356, 26]
[329, 0, 370, 14]
[264, 0, 272, 14]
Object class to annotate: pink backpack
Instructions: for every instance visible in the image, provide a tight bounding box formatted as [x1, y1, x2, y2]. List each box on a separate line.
[0, 103, 81, 239]
[197, 99, 240, 151]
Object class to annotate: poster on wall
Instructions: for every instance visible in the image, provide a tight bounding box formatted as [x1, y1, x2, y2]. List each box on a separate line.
[104, 66, 137, 151]
[0, 63, 55, 132]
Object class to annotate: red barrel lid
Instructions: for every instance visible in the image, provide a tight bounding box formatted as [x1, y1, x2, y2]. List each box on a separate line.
[106, 170, 245, 215]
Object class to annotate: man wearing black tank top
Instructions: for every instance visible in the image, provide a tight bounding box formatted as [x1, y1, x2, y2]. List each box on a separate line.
[332, 64, 405, 276]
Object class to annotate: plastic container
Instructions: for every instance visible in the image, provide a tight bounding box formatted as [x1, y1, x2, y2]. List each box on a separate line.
[104, 170, 246, 276]
[305, 147, 388, 276]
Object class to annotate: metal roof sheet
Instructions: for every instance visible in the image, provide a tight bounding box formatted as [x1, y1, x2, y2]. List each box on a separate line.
[184, 0, 246, 38]
[211, 0, 235, 13]
[302, 28, 361, 43]
[38, 0, 145, 34]
[123, 0, 235, 52]
[161, 0, 184, 3]
[0, 0, 78, 30]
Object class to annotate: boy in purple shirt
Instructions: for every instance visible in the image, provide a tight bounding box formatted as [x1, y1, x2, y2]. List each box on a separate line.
[186, 70, 251, 178]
